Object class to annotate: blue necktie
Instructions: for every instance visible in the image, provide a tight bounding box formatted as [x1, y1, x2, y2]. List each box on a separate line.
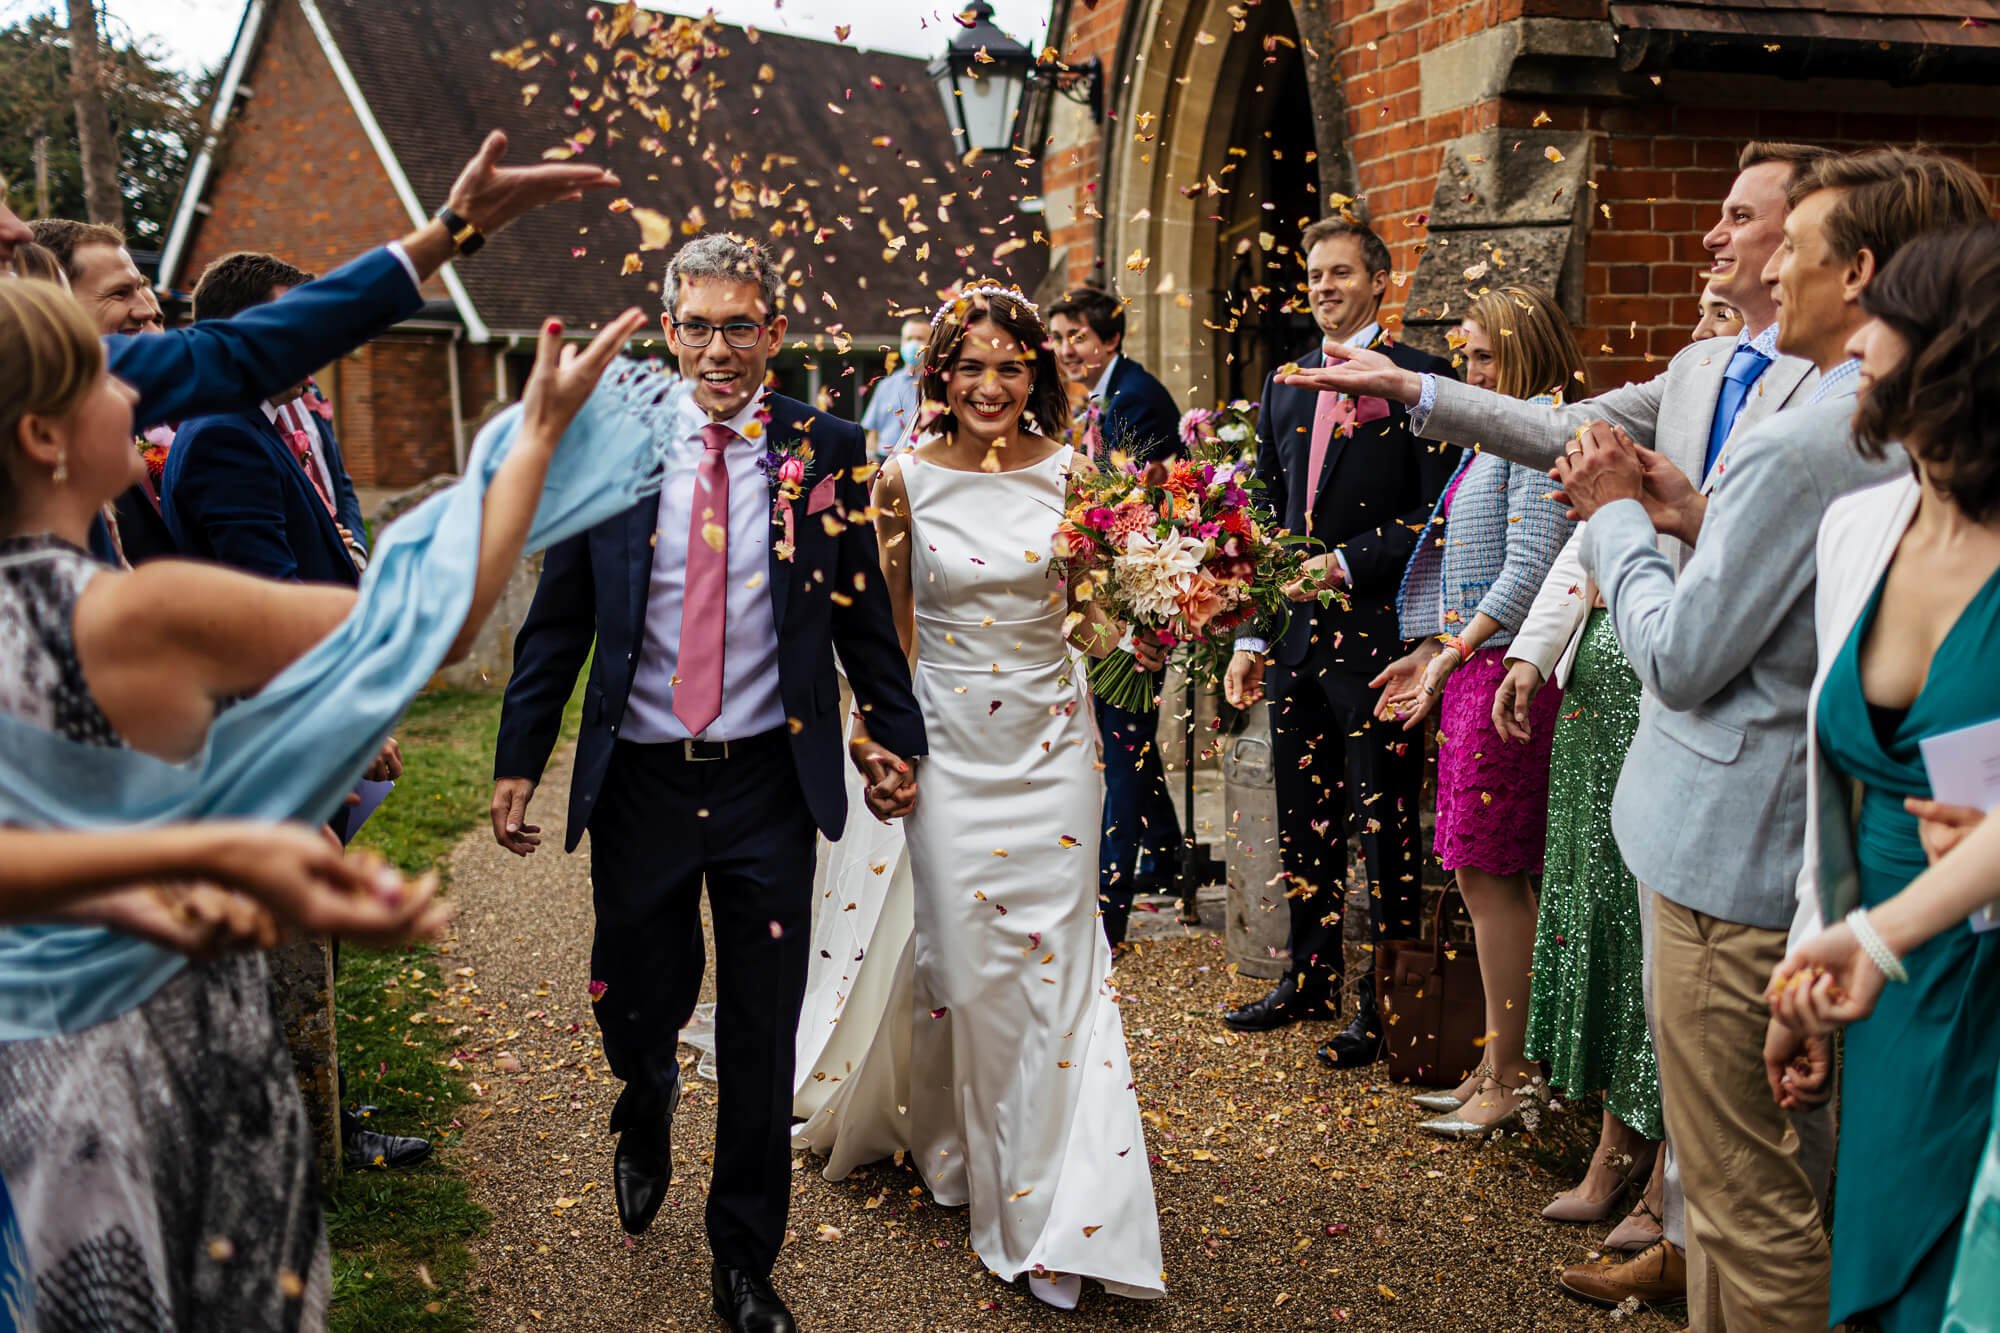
[1704, 344, 1773, 481]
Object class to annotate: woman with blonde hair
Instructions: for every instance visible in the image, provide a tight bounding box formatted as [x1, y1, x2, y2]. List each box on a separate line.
[0, 276, 650, 1327]
[1371, 284, 1580, 1136]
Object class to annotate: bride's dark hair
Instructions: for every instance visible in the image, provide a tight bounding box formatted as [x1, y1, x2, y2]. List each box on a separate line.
[918, 283, 1072, 441]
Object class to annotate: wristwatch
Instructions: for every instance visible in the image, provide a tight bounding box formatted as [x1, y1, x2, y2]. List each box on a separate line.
[434, 206, 485, 258]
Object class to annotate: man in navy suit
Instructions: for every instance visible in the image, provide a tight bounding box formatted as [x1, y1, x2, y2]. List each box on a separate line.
[164, 253, 372, 585]
[1048, 286, 1186, 947]
[1220, 218, 1457, 1070]
[0, 130, 618, 442]
[490, 234, 924, 1333]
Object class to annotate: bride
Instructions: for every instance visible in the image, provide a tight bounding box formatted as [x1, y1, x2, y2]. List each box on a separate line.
[793, 285, 1166, 1308]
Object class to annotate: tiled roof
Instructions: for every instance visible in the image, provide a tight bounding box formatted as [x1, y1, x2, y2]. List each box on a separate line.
[310, 0, 1044, 337]
[1611, 0, 2000, 69]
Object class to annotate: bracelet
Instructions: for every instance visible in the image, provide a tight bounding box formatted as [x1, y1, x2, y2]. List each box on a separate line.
[1437, 634, 1470, 661]
[1846, 907, 1909, 984]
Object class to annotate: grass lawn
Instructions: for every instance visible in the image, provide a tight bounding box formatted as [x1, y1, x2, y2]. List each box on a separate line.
[327, 674, 584, 1331]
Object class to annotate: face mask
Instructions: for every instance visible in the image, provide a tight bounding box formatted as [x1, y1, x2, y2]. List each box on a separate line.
[900, 338, 925, 367]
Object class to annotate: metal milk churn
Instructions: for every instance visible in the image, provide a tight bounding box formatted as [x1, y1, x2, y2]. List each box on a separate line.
[1223, 701, 1291, 978]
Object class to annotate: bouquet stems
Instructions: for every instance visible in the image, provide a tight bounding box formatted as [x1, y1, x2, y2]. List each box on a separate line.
[1086, 648, 1158, 712]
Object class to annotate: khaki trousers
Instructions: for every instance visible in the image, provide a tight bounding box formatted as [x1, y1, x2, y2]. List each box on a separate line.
[1651, 893, 1831, 1332]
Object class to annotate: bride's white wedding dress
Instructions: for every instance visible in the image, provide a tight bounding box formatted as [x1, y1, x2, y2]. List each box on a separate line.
[794, 445, 1165, 1300]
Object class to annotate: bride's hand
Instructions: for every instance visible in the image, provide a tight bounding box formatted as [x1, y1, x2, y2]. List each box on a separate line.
[1132, 630, 1168, 673]
[519, 308, 650, 444]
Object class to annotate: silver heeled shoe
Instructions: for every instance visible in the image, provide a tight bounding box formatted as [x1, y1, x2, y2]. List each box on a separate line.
[1411, 1065, 1489, 1114]
[1419, 1075, 1546, 1140]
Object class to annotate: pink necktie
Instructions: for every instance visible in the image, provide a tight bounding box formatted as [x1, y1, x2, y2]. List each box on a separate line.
[1305, 392, 1342, 534]
[281, 404, 339, 519]
[673, 423, 733, 736]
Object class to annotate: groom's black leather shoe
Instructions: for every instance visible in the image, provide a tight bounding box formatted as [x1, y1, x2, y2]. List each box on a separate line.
[712, 1262, 796, 1333]
[1223, 977, 1336, 1033]
[613, 1067, 682, 1236]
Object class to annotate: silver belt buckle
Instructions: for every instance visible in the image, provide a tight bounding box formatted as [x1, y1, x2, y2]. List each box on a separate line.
[682, 737, 727, 761]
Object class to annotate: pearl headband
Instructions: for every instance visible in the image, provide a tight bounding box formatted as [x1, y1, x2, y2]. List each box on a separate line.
[930, 284, 1042, 328]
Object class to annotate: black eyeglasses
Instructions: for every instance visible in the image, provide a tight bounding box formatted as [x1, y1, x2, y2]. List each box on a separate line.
[672, 319, 767, 349]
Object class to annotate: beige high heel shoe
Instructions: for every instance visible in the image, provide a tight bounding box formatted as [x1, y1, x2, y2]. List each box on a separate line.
[1541, 1142, 1658, 1223]
[1419, 1074, 1547, 1139]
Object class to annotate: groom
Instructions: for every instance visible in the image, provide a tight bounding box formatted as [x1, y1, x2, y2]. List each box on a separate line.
[491, 232, 925, 1333]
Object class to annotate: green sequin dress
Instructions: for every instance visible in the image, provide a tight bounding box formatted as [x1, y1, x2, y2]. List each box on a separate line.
[1523, 610, 1662, 1139]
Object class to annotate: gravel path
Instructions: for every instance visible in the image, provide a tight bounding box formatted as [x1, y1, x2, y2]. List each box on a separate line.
[436, 746, 1676, 1332]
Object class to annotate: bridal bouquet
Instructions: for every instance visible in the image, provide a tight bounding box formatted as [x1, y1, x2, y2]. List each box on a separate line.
[1052, 428, 1311, 711]
[1177, 398, 1258, 460]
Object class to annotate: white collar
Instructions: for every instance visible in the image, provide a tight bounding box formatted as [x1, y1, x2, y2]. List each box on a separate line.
[1089, 354, 1122, 401]
[1324, 321, 1382, 358]
[674, 386, 770, 445]
[262, 395, 308, 424]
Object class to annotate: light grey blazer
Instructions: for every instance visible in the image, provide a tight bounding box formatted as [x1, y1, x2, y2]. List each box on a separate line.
[1578, 389, 1906, 929]
[1417, 337, 1817, 686]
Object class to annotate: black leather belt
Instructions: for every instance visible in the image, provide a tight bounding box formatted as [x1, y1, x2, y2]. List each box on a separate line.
[674, 728, 788, 762]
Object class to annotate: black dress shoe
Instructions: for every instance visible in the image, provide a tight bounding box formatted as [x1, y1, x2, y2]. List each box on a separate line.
[1223, 977, 1336, 1033]
[614, 1068, 683, 1236]
[341, 1108, 431, 1170]
[712, 1262, 797, 1333]
[1315, 1006, 1387, 1070]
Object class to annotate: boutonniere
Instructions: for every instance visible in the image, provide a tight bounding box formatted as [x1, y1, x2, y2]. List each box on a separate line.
[759, 437, 815, 503]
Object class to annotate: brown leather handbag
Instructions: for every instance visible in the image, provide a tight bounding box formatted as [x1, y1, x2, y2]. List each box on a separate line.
[1376, 888, 1487, 1087]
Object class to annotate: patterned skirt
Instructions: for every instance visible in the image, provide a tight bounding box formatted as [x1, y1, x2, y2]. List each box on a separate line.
[1523, 611, 1662, 1139]
[0, 954, 329, 1332]
[1433, 646, 1564, 875]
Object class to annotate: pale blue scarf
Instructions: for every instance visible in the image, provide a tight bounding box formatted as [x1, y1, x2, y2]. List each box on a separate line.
[0, 361, 690, 1039]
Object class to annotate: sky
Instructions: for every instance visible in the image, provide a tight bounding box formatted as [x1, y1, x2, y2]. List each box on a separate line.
[45, 0, 1054, 77]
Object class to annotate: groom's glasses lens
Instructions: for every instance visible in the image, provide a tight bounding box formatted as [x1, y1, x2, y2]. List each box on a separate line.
[674, 320, 765, 349]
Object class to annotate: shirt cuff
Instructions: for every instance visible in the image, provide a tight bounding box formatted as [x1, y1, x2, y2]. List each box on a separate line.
[1233, 637, 1268, 655]
[1407, 373, 1439, 435]
[1332, 551, 1352, 587]
[385, 240, 421, 292]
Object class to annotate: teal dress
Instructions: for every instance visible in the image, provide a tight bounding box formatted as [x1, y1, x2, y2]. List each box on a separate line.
[1818, 567, 2000, 1332]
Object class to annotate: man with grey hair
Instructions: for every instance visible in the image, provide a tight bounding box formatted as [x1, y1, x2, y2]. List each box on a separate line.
[494, 232, 926, 1333]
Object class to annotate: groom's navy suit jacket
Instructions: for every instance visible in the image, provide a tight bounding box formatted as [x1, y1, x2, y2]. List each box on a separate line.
[1255, 338, 1458, 677]
[160, 408, 361, 585]
[495, 394, 927, 849]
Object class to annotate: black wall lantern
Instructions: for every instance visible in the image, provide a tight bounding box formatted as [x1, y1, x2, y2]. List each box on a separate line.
[929, 1, 1104, 156]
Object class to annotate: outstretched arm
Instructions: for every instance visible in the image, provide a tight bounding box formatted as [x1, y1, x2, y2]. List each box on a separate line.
[117, 131, 620, 429]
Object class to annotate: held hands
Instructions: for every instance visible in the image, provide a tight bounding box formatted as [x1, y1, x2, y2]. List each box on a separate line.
[1761, 1017, 1834, 1112]
[490, 777, 541, 855]
[1549, 421, 1647, 522]
[1274, 344, 1424, 406]
[851, 730, 919, 822]
[1283, 553, 1345, 603]
[520, 308, 652, 444]
[447, 130, 621, 236]
[1224, 650, 1267, 709]
[1491, 659, 1546, 742]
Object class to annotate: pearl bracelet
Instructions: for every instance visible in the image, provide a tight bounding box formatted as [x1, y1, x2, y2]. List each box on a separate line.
[1846, 907, 1909, 984]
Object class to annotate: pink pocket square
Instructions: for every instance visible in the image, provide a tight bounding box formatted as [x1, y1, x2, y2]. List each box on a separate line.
[1354, 394, 1391, 426]
[807, 475, 838, 515]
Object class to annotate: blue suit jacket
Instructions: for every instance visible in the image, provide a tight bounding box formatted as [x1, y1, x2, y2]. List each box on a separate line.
[1101, 356, 1182, 464]
[108, 248, 421, 432]
[1253, 337, 1458, 675]
[494, 394, 928, 847]
[161, 409, 359, 586]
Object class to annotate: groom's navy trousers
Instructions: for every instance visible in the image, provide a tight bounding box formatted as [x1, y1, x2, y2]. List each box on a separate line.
[589, 732, 816, 1273]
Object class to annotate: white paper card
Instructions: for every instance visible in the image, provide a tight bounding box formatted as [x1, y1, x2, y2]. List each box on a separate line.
[1918, 716, 2000, 932]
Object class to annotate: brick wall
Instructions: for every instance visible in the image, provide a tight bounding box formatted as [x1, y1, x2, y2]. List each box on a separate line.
[1048, 0, 2000, 391]
[178, 0, 464, 486]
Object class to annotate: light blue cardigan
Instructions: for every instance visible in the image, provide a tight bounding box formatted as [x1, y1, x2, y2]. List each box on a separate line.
[1396, 400, 1577, 646]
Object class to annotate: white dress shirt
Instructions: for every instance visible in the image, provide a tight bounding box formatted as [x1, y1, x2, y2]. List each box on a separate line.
[622, 391, 787, 742]
[261, 396, 340, 505]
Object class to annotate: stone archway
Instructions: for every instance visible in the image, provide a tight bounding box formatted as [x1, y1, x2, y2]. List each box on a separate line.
[1104, 0, 1350, 407]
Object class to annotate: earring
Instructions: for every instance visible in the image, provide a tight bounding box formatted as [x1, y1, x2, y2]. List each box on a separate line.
[52, 453, 67, 485]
